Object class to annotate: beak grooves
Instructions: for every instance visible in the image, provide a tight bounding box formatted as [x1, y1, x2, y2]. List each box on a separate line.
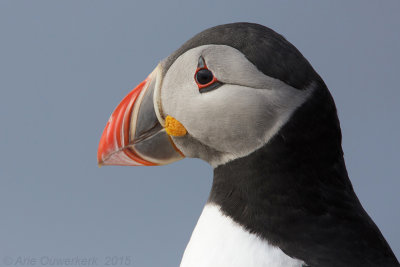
[98, 65, 185, 167]
[97, 78, 156, 166]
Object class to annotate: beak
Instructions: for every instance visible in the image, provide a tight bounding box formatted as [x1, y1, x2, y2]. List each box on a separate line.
[97, 65, 184, 166]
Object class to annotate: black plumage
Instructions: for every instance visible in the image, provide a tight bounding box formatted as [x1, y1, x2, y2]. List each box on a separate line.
[209, 82, 398, 266]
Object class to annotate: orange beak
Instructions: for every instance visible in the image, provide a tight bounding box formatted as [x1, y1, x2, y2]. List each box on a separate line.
[97, 66, 184, 166]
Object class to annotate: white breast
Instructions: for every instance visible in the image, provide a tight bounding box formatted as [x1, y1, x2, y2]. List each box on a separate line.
[180, 204, 304, 267]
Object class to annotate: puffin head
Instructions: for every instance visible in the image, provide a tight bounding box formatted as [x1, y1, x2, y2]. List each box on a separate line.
[97, 23, 400, 267]
[97, 22, 328, 168]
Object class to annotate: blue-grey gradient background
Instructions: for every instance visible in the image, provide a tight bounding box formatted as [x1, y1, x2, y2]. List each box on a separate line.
[0, 1, 399, 266]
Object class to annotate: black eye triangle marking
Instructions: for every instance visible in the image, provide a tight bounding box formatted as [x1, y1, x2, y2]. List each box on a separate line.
[199, 81, 222, 93]
[197, 56, 206, 69]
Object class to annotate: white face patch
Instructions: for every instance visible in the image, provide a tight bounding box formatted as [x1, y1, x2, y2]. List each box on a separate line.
[180, 204, 304, 267]
[160, 45, 314, 167]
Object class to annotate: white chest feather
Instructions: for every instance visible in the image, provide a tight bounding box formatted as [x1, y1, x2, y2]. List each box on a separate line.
[180, 204, 304, 267]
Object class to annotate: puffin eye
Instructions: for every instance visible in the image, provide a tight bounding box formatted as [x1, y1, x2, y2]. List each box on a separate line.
[195, 69, 214, 85]
[194, 56, 223, 93]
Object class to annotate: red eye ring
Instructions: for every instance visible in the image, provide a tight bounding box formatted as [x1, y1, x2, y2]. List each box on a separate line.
[194, 56, 223, 93]
[194, 67, 219, 89]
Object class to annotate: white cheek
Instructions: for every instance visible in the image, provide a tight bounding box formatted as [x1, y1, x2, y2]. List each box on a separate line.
[160, 52, 199, 120]
[182, 85, 276, 153]
[160, 44, 314, 166]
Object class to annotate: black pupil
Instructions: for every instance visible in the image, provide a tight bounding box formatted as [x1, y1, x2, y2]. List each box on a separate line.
[196, 69, 213, 85]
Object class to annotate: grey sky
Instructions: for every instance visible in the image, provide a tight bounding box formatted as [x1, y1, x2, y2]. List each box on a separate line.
[0, 1, 399, 266]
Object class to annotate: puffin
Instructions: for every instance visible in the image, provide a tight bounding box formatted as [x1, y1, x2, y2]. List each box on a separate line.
[97, 23, 399, 267]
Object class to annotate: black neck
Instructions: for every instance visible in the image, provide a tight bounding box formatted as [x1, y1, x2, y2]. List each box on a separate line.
[208, 84, 398, 267]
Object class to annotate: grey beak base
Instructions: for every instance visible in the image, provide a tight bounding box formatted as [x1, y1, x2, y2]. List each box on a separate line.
[130, 68, 184, 165]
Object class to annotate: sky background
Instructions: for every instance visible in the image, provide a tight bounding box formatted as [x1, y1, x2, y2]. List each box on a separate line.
[0, 1, 399, 266]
